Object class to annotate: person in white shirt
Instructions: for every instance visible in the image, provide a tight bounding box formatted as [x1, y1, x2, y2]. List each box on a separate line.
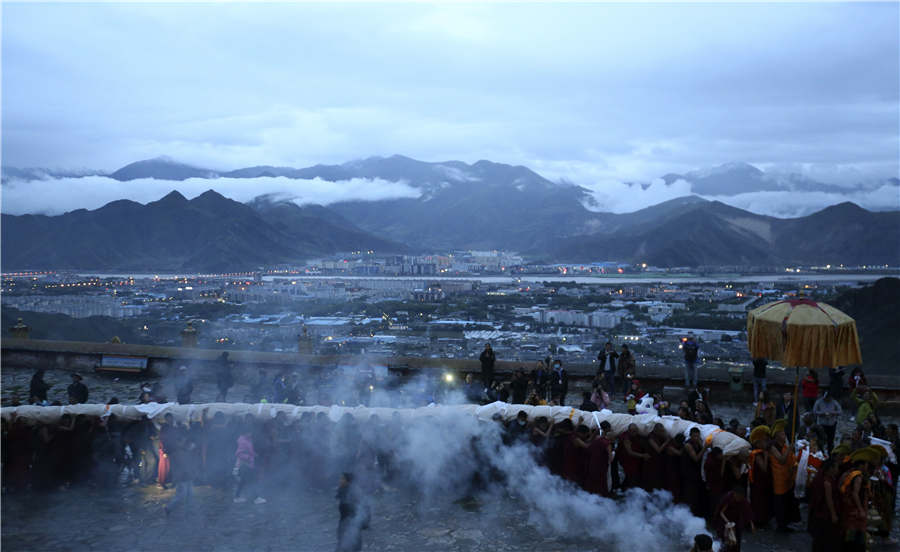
[813, 392, 842, 452]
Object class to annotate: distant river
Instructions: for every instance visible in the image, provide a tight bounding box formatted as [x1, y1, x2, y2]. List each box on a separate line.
[69, 271, 896, 285]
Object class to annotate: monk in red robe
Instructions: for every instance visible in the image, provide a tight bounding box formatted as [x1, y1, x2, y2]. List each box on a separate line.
[585, 421, 613, 496]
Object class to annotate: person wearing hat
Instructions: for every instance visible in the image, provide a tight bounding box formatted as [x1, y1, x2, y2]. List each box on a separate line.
[748, 425, 772, 528]
[849, 384, 879, 426]
[775, 392, 797, 439]
[839, 446, 879, 551]
[831, 443, 851, 459]
[769, 424, 800, 532]
[66, 372, 89, 404]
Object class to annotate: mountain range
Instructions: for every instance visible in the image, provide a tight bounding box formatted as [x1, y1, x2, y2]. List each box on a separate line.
[2, 155, 898, 269]
[550, 197, 900, 266]
[1, 191, 404, 271]
[658, 161, 859, 195]
[7, 155, 898, 196]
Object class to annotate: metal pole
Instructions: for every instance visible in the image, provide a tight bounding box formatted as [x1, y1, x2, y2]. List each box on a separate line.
[791, 366, 800, 443]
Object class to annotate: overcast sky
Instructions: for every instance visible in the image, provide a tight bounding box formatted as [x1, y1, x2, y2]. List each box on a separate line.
[2, 2, 898, 202]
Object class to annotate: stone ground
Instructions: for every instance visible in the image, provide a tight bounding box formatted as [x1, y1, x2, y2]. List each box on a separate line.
[2, 367, 898, 551]
[3, 479, 897, 552]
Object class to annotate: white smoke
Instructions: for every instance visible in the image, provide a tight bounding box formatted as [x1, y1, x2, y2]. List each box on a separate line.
[0, 175, 422, 215]
[3, 361, 717, 549]
[391, 404, 711, 550]
[301, 368, 715, 550]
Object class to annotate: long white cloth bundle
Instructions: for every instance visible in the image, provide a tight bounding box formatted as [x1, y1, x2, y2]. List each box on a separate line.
[1, 401, 751, 456]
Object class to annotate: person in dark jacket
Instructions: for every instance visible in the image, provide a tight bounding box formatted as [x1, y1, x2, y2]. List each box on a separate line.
[578, 391, 597, 412]
[479, 343, 496, 390]
[596, 342, 618, 396]
[828, 366, 844, 401]
[174, 366, 194, 404]
[510, 369, 528, 404]
[164, 422, 200, 515]
[66, 373, 89, 404]
[550, 360, 569, 405]
[215, 352, 233, 401]
[29, 369, 50, 404]
[752, 357, 768, 401]
[683, 335, 700, 387]
[531, 361, 550, 401]
[776, 392, 796, 438]
[463, 374, 482, 404]
[618, 344, 636, 396]
[336, 472, 369, 552]
[272, 372, 289, 404]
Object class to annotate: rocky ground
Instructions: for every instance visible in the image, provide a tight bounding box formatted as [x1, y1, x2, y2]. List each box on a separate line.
[3, 478, 897, 552]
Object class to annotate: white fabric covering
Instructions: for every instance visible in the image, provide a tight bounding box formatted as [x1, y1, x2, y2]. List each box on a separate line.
[2, 401, 750, 456]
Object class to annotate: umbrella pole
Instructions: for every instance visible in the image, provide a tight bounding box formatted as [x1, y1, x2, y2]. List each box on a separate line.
[791, 366, 800, 443]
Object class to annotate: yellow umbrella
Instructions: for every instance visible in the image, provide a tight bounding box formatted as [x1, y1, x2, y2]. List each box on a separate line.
[747, 298, 862, 368]
[747, 297, 862, 442]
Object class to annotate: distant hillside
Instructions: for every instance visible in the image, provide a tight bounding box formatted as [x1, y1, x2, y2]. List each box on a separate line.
[322, 156, 601, 250]
[832, 278, 900, 372]
[109, 157, 218, 181]
[0, 166, 107, 184]
[246, 195, 406, 254]
[3, 155, 899, 267]
[1, 191, 403, 271]
[550, 198, 900, 267]
[661, 162, 852, 195]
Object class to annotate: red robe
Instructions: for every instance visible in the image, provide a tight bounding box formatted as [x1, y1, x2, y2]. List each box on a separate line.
[715, 491, 753, 552]
[562, 434, 588, 487]
[619, 433, 644, 489]
[665, 445, 683, 502]
[643, 436, 667, 491]
[748, 449, 772, 526]
[585, 437, 611, 496]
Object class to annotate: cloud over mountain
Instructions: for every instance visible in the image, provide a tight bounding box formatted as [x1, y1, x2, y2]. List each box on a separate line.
[4, 156, 898, 218]
[0, 175, 421, 216]
[704, 184, 900, 219]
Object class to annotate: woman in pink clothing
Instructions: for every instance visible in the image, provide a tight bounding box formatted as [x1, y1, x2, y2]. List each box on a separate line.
[233, 426, 266, 504]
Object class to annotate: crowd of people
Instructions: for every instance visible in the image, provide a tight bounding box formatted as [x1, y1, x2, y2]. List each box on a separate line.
[470, 342, 638, 409]
[4, 355, 899, 552]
